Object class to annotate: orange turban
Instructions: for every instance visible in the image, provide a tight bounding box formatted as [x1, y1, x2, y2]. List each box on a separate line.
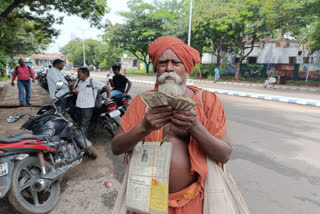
[148, 36, 201, 74]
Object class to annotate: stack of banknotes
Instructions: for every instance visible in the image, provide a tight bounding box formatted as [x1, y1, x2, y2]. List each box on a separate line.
[140, 91, 198, 110]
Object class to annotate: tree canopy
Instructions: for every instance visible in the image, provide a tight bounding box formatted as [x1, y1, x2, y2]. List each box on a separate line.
[2, 0, 320, 79]
[103, 0, 193, 73]
[0, 0, 107, 57]
[60, 38, 118, 69]
[104, 0, 165, 73]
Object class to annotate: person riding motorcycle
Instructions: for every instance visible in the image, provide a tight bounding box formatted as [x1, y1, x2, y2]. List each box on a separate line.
[108, 64, 132, 98]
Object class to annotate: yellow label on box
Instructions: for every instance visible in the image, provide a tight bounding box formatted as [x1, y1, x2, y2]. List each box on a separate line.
[150, 182, 168, 212]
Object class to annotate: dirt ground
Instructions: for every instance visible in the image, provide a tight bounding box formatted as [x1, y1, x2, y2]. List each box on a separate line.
[0, 83, 125, 214]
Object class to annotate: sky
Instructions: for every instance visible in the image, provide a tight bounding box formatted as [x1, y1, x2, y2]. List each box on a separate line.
[45, 0, 129, 54]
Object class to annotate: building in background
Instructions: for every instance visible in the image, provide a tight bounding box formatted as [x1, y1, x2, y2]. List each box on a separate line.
[15, 54, 66, 67]
[117, 57, 138, 70]
[31, 54, 66, 67]
[202, 37, 320, 65]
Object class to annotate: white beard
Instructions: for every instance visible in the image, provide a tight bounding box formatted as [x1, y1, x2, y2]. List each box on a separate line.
[157, 72, 188, 96]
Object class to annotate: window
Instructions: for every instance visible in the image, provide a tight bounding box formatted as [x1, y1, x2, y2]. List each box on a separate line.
[116, 58, 121, 63]
[289, 57, 297, 64]
[133, 60, 137, 67]
[248, 57, 257, 64]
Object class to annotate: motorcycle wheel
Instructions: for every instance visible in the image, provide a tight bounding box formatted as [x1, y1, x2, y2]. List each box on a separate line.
[105, 121, 117, 137]
[8, 156, 60, 214]
[87, 145, 98, 159]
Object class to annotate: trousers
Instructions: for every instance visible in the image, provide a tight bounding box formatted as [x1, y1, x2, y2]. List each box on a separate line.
[17, 80, 31, 104]
[76, 107, 94, 137]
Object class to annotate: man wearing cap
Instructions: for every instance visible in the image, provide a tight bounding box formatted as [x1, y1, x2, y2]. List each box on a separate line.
[112, 36, 232, 213]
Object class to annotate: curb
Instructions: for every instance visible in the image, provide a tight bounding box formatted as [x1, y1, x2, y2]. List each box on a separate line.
[130, 79, 320, 107]
[191, 79, 320, 92]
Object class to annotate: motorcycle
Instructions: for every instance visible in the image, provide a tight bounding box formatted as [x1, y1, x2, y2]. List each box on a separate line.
[91, 74, 132, 137]
[36, 68, 48, 90]
[89, 96, 121, 137]
[0, 81, 98, 214]
[110, 94, 132, 117]
[105, 73, 132, 117]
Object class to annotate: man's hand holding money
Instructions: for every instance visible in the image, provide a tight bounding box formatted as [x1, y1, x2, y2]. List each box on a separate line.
[171, 109, 198, 132]
[141, 106, 173, 133]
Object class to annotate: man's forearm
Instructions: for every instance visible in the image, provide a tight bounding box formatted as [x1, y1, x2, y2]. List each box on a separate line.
[188, 122, 232, 163]
[104, 86, 111, 99]
[125, 82, 132, 93]
[112, 123, 150, 155]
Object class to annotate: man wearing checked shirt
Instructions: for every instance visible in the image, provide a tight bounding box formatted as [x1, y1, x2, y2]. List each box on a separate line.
[72, 67, 111, 137]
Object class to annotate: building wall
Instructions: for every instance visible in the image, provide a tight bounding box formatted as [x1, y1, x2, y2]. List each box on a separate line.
[202, 41, 320, 65]
[205, 63, 320, 80]
[120, 57, 138, 69]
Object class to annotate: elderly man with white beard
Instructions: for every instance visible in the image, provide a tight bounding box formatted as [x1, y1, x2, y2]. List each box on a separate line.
[112, 36, 232, 214]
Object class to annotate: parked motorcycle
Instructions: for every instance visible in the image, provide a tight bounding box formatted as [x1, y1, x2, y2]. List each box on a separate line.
[90, 97, 121, 137]
[105, 73, 132, 117]
[91, 75, 132, 137]
[36, 68, 48, 90]
[110, 94, 132, 117]
[0, 81, 98, 214]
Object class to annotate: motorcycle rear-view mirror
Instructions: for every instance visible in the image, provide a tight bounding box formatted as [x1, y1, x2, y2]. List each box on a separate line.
[56, 81, 64, 90]
[7, 114, 23, 123]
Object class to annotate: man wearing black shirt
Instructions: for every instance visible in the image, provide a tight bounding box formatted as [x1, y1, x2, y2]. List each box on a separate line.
[109, 64, 132, 97]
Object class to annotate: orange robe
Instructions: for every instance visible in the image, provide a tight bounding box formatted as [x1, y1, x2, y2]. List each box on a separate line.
[121, 86, 226, 214]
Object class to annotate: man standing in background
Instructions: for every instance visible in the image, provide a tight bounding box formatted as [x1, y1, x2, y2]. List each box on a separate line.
[11, 58, 36, 106]
[47, 59, 71, 114]
[214, 65, 220, 83]
[72, 67, 111, 136]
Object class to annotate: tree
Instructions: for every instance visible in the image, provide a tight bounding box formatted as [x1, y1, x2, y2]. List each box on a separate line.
[60, 38, 83, 66]
[0, 0, 107, 56]
[0, 50, 9, 75]
[60, 38, 118, 69]
[104, 0, 164, 73]
[0, 18, 53, 57]
[226, 0, 274, 80]
[261, 0, 314, 37]
[293, 1, 320, 55]
[153, 0, 189, 40]
[193, 0, 234, 64]
[193, 0, 271, 80]
[0, 0, 107, 25]
[306, 21, 320, 56]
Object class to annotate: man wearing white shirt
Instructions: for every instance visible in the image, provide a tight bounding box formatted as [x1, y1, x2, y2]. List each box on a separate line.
[72, 67, 111, 136]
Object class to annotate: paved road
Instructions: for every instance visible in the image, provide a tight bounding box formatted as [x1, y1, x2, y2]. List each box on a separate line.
[1, 80, 319, 213]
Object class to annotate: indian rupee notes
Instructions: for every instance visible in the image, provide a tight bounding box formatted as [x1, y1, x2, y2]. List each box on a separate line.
[140, 91, 198, 110]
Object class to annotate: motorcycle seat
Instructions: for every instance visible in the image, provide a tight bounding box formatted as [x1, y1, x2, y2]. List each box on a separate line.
[0, 133, 51, 143]
[122, 95, 131, 99]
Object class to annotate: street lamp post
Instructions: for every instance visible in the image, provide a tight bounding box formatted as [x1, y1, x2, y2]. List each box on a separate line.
[82, 39, 86, 67]
[188, 0, 193, 46]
